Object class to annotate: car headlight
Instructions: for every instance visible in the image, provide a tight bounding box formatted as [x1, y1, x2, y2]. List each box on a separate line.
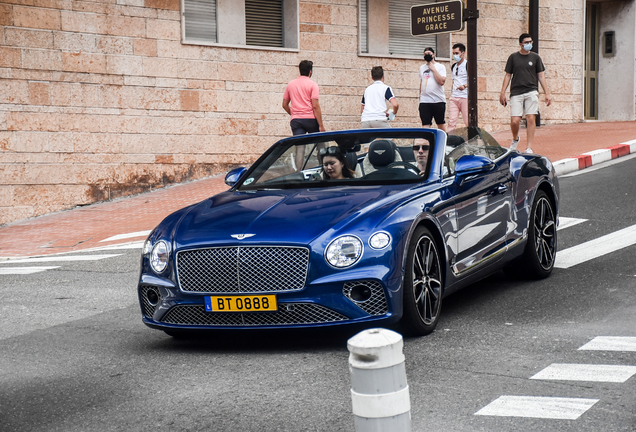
[150, 241, 170, 273]
[369, 231, 391, 250]
[142, 239, 152, 255]
[325, 235, 363, 268]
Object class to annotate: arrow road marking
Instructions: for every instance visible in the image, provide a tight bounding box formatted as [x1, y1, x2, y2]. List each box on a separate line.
[475, 396, 599, 420]
[558, 217, 587, 231]
[579, 336, 636, 352]
[555, 224, 636, 268]
[0, 266, 60, 275]
[530, 363, 636, 383]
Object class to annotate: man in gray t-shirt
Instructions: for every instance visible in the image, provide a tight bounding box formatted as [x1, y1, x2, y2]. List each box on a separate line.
[500, 33, 552, 153]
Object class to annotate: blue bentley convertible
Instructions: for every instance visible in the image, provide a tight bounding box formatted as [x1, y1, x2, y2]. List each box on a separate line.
[138, 127, 559, 336]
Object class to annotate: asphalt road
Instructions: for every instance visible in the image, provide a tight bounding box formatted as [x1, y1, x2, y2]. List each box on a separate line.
[1, 156, 635, 432]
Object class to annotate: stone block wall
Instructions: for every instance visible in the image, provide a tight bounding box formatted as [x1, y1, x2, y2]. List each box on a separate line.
[0, 0, 585, 226]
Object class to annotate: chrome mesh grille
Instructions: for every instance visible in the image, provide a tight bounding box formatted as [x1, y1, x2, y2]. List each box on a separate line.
[343, 280, 389, 316]
[140, 285, 159, 318]
[161, 303, 347, 326]
[176, 246, 309, 293]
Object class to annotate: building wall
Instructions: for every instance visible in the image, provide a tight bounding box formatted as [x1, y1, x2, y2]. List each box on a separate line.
[0, 0, 587, 226]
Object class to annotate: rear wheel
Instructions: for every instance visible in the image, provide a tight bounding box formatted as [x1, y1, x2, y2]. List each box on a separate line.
[506, 190, 557, 279]
[401, 227, 443, 336]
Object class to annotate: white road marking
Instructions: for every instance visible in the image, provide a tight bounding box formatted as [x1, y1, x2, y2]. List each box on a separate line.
[99, 231, 151, 242]
[530, 363, 636, 383]
[2, 254, 121, 264]
[558, 217, 587, 231]
[475, 396, 599, 420]
[554, 224, 636, 268]
[80, 241, 145, 252]
[0, 266, 60, 275]
[579, 336, 636, 352]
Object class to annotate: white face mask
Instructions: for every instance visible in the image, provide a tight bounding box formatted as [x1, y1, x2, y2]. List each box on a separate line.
[523, 43, 533, 51]
[453, 54, 461, 62]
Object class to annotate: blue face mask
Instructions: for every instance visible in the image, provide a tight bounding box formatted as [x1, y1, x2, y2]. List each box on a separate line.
[523, 43, 533, 51]
[453, 54, 461, 62]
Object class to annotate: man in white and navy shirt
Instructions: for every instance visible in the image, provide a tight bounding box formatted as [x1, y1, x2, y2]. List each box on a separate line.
[361, 66, 399, 128]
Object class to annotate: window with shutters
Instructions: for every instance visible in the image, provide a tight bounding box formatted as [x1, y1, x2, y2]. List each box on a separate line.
[360, 0, 450, 59]
[181, 0, 298, 50]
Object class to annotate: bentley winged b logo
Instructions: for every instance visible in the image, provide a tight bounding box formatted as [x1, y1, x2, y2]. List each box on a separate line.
[231, 234, 255, 240]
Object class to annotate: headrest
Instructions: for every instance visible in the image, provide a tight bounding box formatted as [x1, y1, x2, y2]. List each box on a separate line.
[397, 146, 416, 162]
[368, 140, 396, 168]
[447, 135, 465, 148]
[344, 151, 358, 171]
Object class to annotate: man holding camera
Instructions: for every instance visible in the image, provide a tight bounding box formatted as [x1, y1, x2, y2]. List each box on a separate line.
[419, 47, 447, 132]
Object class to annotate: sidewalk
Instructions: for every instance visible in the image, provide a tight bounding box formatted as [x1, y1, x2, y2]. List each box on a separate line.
[1, 121, 635, 259]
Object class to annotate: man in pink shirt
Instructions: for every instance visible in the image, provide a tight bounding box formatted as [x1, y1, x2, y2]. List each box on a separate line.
[283, 60, 325, 135]
[282, 60, 325, 168]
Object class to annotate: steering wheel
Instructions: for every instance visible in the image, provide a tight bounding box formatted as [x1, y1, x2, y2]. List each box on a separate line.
[385, 161, 420, 175]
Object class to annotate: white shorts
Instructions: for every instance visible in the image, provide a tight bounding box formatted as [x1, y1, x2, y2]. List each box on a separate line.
[510, 91, 539, 117]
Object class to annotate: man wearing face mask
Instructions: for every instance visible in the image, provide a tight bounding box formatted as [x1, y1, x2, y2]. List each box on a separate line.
[419, 47, 447, 132]
[448, 43, 468, 133]
[500, 33, 552, 153]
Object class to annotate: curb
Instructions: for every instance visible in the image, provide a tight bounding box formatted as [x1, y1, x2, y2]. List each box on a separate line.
[553, 139, 636, 176]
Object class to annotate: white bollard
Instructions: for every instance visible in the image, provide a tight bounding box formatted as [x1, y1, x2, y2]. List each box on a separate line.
[347, 328, 411, 432]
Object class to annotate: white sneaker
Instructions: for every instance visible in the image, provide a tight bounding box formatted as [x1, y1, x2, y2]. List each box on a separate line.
[525, 148, 533, 154]
[510, 139, 519, 150]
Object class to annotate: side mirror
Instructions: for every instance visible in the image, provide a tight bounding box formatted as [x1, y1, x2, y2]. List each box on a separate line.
[454, 155, 494, 177]
[225, 167, 247, 187]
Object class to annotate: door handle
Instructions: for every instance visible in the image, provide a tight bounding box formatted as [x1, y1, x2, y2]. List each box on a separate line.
[496, 184, 508, 194]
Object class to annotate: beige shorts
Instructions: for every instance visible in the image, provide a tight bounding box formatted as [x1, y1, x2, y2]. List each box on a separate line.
[361, 119, 391, 128]
[510, 91, 539, 117]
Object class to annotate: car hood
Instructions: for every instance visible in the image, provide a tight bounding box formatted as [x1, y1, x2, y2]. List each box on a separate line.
[173, 186, 411, 248]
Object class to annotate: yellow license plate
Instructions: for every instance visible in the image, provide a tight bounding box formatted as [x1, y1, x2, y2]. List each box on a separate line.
[205, 295, 277, 312]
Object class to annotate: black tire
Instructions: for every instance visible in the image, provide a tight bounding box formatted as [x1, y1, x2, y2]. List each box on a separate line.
[507, 190, 557, 279]
[401, 226, 444, 336]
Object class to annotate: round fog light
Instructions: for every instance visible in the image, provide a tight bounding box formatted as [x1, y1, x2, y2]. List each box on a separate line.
[349, 285, 372, 302]
[146, 288, 160, 306]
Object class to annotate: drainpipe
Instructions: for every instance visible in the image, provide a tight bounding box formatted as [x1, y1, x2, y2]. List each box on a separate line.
[529, 0, 540, 126]
[529, 0, 539, 53]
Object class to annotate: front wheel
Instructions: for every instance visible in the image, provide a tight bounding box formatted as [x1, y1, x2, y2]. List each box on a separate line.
[401, 227, 444, 336]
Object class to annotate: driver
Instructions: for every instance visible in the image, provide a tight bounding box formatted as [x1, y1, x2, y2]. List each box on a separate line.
[413, 138, 430, 174]
[320, 147, 356, 180]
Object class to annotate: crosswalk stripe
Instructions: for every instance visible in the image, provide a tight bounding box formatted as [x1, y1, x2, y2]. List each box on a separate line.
[579, 336, 636, 352]
[0, 266, 60, 275]
[530, 363, 636, 383]
[558, 217, 587, 231]
[99, 231, 151, 242]
[2, 254, 121, 264]
[554, 224, 636, 268]
[475, 396, 598, 420]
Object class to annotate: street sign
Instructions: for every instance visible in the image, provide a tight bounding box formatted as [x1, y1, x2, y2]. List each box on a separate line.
[411, 0, 464, 36]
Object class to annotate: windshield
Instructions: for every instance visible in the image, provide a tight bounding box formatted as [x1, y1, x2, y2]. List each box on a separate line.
[238, 130, 438, 190]
[444, 127, 507, 177]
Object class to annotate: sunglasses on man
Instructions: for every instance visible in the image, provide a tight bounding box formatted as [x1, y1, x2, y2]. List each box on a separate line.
[413, 145, 430, 151]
